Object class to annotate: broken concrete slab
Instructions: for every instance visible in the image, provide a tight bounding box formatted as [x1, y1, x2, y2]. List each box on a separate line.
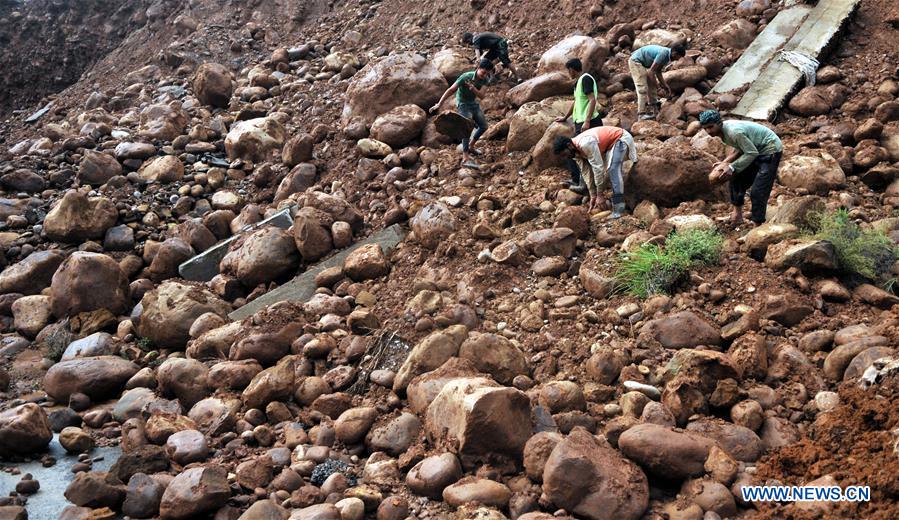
[229, 224, 407, 321]
[712, 5, 813, 94]
[725, 0, 861, 121]
[178, 205, 296, 282]
[25, 102, 53, 124]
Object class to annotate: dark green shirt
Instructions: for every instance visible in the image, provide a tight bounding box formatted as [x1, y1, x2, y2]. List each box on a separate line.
[721, 121, 783, 173]
[454, 71, 486, 105]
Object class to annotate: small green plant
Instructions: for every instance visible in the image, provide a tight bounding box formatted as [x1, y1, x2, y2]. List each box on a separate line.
[665, 228, 725, 265]
[137, 336, 155, 351]
[809, 209, 898, 288]
[614, 229, 724, 297]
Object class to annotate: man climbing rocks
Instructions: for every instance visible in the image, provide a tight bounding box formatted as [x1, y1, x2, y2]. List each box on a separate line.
[628, 43, 686, 120]
[430, 59, 493, 168]
[556, 58, 604, 192]
[700, 109, 783, 227]
[462, 31, 520, 81]
[553, 126, 637, 218]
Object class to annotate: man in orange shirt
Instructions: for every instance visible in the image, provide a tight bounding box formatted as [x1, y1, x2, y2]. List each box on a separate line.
[553, 126, 637, 217]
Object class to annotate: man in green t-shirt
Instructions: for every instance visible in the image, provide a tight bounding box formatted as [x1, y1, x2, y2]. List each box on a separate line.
[628, 43, 686, 120]
[700, 110, 784, 226]
[555, 58, 604, 192]
[430, 59, 493, 167]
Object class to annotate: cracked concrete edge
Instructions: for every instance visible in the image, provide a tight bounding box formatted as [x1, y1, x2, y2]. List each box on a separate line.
[228, 223, 408, 321]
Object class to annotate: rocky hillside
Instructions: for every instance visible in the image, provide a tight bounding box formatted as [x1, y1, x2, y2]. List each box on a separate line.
[1, 0, 899, 519]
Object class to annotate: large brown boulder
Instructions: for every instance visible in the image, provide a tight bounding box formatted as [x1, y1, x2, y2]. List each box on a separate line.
[370, 104, 428, 147]
[148, 238, 194, 281]
[407, 452, 463, 498]
[711, 19, 756, 50]
[193, 63, 234, 108]
[394, 325, 469, 391]
[458, 332, 529, 384]
[411, 202, 457, 250]
[788, 85, 844, 116]
[78, 150, 122, 186]
[139, 102, 188, 141]
[507, 73, 575, 107]
[343, 243, 389, 281]
[242, 356, 297, 410]
[293, 209, 334, 262]
[0, 403, 53, 456]
[298, 191, 364, 232]
[44, 356, 139, 402]
[777, 153, 846, 195]
[137, 282, 231, 349]
[532, 122, 574, 171]
[618, 423, 716, 479]
[432, 48, 471, 82]
[425, 376, 531, 461]
[0, 249, 65, 295]
[342, 53, 447, 125]
[226, 226, 299, 287]
[139, 155, 185, 183]
[225, 117, 286, 162]
[274, 163, 317, 202]
[537, 35, 608, 76]
[157, 358, 210, 409]
[282, 134, 314, 167]
[406, 358, 481, 414]
[769, 195, 826, 229]
[638, 311, 722, 349]
[159, 466, 230, 519]
[663, 66, 707, 93]
[507, 97, 569, 152]
[44, 190, 118, 243]
[633, 29, 687, 49]
[624, 144, 719, 208]
[12, 295, 52, 337]
[543, 428, 648, 520]
[49, 252, 130, 318]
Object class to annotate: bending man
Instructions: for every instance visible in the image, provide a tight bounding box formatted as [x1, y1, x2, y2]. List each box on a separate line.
[700, 110, 783, 226]
[431, 59, 493, 168]
[556, 58, 604, 192]
[628, 43, 686, 120]
[462, 31, 520, 81]
[553, 126, 637, 217]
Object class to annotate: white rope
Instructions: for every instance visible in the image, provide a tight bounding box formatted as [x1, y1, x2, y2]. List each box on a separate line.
[779, 50, 820, 86]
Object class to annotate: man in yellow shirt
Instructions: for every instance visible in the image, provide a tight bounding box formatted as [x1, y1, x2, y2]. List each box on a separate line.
[555, 58, 604, 193]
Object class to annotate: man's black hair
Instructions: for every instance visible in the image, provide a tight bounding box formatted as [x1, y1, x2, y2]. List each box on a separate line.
[462, 32, 474, 44]
[553, 136, 574, 155]
[671, 43, 687, 57]
[565, 58, 583, 72]
[478, 58, 494, 71]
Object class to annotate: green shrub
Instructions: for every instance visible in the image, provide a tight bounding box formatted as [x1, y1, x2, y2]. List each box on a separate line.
[665, 228, 725, 266]
[614, 229, 724, 297]
[810, 209, 898, 287]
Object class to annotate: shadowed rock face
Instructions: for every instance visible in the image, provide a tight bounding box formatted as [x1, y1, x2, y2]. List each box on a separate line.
[0, 0, 155, 118]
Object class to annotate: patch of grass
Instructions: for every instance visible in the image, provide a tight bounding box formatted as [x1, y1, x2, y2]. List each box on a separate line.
[665, 228, 725, 266]
[137, 336, 155, 351]
[614, 229, 724, 298]
[809, 209, 898, 287]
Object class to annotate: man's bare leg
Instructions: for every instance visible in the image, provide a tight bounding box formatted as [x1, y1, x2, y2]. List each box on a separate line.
[731, 205, 744, 224]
